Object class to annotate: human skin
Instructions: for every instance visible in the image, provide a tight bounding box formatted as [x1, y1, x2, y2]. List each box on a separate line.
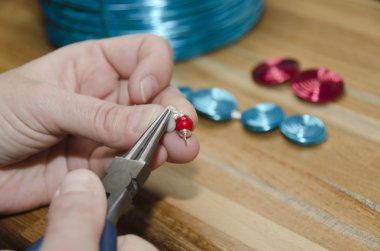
[0, 34, 199, 250]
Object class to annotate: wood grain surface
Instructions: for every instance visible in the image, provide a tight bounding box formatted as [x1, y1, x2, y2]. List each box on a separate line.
[0, 0, 379, 250]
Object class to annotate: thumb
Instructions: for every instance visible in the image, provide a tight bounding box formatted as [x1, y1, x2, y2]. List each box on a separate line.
[43, 87, 163, 149]
[40, 169, 106, 251]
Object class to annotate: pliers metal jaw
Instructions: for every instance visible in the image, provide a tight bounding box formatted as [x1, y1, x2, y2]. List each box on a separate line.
[102, 106, 174, 225]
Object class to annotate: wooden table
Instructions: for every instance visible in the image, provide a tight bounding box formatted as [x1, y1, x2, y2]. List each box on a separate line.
[1, 0, 379, 250]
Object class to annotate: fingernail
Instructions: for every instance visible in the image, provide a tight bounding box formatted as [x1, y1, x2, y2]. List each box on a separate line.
[140, 75, 157, 103]
[55, 170, 94, 197]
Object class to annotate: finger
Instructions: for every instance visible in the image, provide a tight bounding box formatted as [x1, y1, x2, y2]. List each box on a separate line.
[42, 87, 200, 166]
[40, 169, 106, 251]
[148, 132, 200, 169]
[151, 86, 200, 163]
[38, 86, 164, 150]
[74, 35, 174, 104]
[164, 133, 200, 163]
[79, 34, 174, 104]
[126, 35, 174, 104]
[20, 35, 173, 104]
[89, 34, 173, 83]
[118, 235, 158, 251]
[147, 142, 168, 170]
[42, 85, 200, 163]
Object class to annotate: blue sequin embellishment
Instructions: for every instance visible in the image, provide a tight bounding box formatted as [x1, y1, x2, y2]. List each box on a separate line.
[241, 103, 285, 132]
[188, 88, 237, 121]
[280, 114, 327, 146]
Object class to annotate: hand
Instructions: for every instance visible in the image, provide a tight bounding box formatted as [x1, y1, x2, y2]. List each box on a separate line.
[38, 169, 158, 251]
[0, 35, 199, 213]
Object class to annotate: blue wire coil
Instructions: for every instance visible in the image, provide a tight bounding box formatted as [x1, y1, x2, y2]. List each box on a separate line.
[39, 0, 264, 61]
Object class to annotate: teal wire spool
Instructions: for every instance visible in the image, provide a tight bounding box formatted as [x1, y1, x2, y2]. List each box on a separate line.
[39, 0, 264, 61]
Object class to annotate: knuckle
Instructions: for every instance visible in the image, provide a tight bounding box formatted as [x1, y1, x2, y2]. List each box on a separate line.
[92, 102, 122, 140]
[145, 34, 174, 58]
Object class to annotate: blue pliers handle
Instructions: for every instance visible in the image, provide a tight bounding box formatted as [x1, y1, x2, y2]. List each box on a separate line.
[27, 219, 117, 251]
[26, 107, 174, 251]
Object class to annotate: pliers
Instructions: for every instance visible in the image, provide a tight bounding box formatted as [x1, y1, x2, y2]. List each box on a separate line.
[27, 106, 174, 251]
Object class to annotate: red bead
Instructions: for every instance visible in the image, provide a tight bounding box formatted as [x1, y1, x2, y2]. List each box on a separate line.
[176, 115, 194, 131]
